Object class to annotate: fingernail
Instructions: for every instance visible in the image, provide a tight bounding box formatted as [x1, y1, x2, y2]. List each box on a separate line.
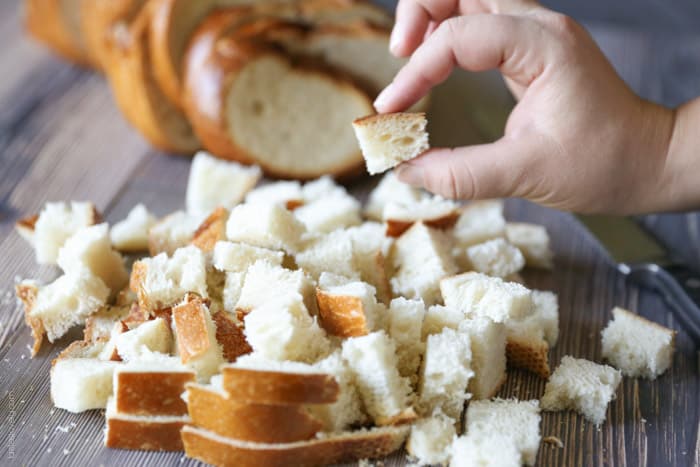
[389, 25, 402, 54]
[395, 163, 422, 186]
[374, 83, 393, 111]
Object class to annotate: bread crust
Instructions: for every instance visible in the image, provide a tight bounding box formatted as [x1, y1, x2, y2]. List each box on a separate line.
[25, 0, 92, 66]
[186, 383, 322, 442]
[115, 370, 195, 416]
[191, 206, 228, 252]
[315, 288, 370, 337]
[172, 294, 213, 363]
[385, 212, 460, 238]
[105, 416, 187, 451]
[506, 337, 551, 379]
[212, 311, 252, 362]
[15, 282, 44, 356]
[221, 366, 339, 405]
[181, 424, 409, 467]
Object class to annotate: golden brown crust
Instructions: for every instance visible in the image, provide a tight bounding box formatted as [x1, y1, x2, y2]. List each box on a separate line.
[191, 206, 229, 253]
[385, 212, 459, 238]
[181, 425, 409, 467]
[506, 336, 550, 379]
[15, 282, 44, 356]
[15, 213, 38, 239]
[375, 407, 418, 426]
[83, 305, 130, 341]
[212, 311, 252, 363]
[373, 251, 393, 305]
[221, 367, 339, 405]
[52, 338, 104, 366]
[115, 370, 195, 416]
[186, 383, 322, 442]
[105, 416, 187, 451]
[172, 294, 212, 363]
[315, 288, 369, 337]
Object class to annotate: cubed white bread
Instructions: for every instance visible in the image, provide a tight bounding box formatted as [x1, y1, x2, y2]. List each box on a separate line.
[464, 399, 541, 466]
[50, 358, 119, 412]
[110, 204, 156, 252]
[32, 201, 100, 264]
[114, 318, 173, 361]
[391, 222, 457, 306]
[223, 272, 245, 313]
[458, 317, 507, 400]
[440, 272, 534, 323]
[186, 151, 262, 216]
[191, 207, 230, 253]
[421, 305, 463, 339]
[181, 424, 410, 467]
[97, 321, 127, 362]
[453, 200, 506, 247]
[601, 307, 675, 379]
[316, 275, 381, 337]
[226, 202, 306, 254]
[172, 294, 225, 382]
[294, 193, 362, 233]
[83, 305, 130, 342]
[212, 241, 284, 272]
[131, 246, 208, 311]
[301, 175, 348, 202]
[57, 223, 128, 295]
[346, 222, 393, 258]
[406, 412, 456, 466]
[245, 181, 303, 208]
[114, 358, 195, 416]
[505, 222, 554, 269]
[23, 271, 109, 346]
[386, 297, 426, 381]
[541, 356, 622, 425]
[236, 260, 315, 313]
[244, 293, 331, 363]
[464, 238, 525, 279]
[383, 196, 459, 237]
[352, 112, 429, 175]
[147, 210, 202, 256]
[419, 327, 473, 421]
[104, 397, 189, 451]
[295, 229, 360, 281]
[450, 434, 522, 467]
[341, 331, 414, 425]
[211, 310, 253, 362]
[346, 222, 393, 303]
[364, 171, 423, 221]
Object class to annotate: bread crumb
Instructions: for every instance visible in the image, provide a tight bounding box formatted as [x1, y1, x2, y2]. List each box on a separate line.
[46, 448, 52, 453]
[63, 449, 71, 455]
[543, 436, 564, 448]
[55, 422, 77, 433]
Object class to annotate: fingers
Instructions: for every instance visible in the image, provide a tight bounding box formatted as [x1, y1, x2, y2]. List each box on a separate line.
[376, 15, 547, 113]
[395, 138, 537, 200]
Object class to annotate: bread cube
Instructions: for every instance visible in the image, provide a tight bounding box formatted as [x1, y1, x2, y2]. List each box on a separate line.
[464, 238, 525, 278]
[115, 318, 173, 361]
[440, 272, 533, 323]
[295, 229, 360, 280]
[226, 202, 305, 253]
[453, 200, 505, 247]
[302, 176, 348, 202]
[84, 305, 131, 342]
[407, 412, 456, 466]
[294, 193, 362, 233]
[601, 307, 675, 379]
[386, 297, 426, 381]
[465, 399, 541, 465]
[110, 204, 156, 252]
[421, 305, 463, 339]
[186, 151, 262, 216]
[148, 210, 202, 256]
[451, 434, 522, 467]
[316, 274, 381, 337]
[236, 260, 315, 313]
[190, 207, 229, 253]
[384, 196, 459, 237]
[391, 222, 457, 306]
[341, 331, 414, 425]
[418, 327, 473, 421]
[245, 180, 303, 209]
[50, 358, 119, 413]
[505, 222, 553, 269]
[364, 171, 423, 221]
[211, 310, 252, 362]
[541, 356, 622, 425]
[222, 272, 245, 313]
[458, 317, 507, 400]
[212, 241, 284, 272]
[345, 222, 393, 303]
[31, 201, 100, 264]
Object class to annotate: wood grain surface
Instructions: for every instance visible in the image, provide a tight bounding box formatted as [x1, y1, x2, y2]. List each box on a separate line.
[0, 0, 699, 466]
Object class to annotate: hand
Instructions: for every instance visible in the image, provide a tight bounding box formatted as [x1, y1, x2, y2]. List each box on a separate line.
[375, 0, 677, 214]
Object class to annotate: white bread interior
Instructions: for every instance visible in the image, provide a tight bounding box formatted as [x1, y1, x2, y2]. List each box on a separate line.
[245, 180, 303, 208]
[148, 210, 202, 256]
[421, 305, 464, 340]
[505, 222, 554, 269]
[458, 316, 507, 400]
[212, 241, 284, 273]
[50, 357, 119, 413]
[364, 171, 423, 221]
[450, 433, 522, 467]
[33, 201, 99, 265]
[114, 317, 173, 361]
[407, 411, 456, 466]
[464, 238, 525, 279]
[110, 204, 156, 252]
[226, 202, 306, 254]
[295, 229, 360, 280]
[236, 260, 315, 313]
[453, 200, 506, 248]
[386, 297, 426, 382]
[294, 191, 362, 233]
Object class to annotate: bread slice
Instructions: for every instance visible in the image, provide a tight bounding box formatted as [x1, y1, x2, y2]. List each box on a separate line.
[25, 0, 92, 66]
[181, 424, 409, 467]
[464, 399, 541, 466]
[114, 317, 173, 361]
[440, 272, 534, 323]
[385, 297, 426, 382]
[464, 238, 525, 279]
[190, 206, 230, 252]
[353, 112, 429, 175]
[601, 307, 675, 379]
[57, 223, 129, 296]
[245, 180, 304, 209]
[364, 171, 423, 221]
[453, 200, 506, 248]
[114, 359, 195, 416]
[540, 356, 622, 425]
[110, 204, 157, 252]
[316, 276, 380, 337]
[16, 272, 109, 355]
[211, 310, 252, 362]
[183, 15, 374, 179]
[221, 358, 339, 405]
[236, 260, 315, 313]
[186, 151, 262, 216]
[418, 327, 473, 421]
[295, 230, 360, 281]
[294, 192, 362, 233]
[103, 4, 200, 153]
[186, 378, 323, 442]
[451, 433, 522, 467]
[22, 201, 100, 265]
[341, 331, 414, 425]
[226, 202, 306, 254]
[104, 397, 189, 451]
[148, 210, 202, 256]
[458, 317, 507, 400]
[391, 222, 457, 306]
[50, 356, 119, 413]
[406, 411, 456, 466]
[505, 222, 554, 269]
[421, 305, 463, 340]
[384, 196, 459, 238]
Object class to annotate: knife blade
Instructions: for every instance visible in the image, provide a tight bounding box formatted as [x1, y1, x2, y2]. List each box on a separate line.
[577, 214, 700, 345]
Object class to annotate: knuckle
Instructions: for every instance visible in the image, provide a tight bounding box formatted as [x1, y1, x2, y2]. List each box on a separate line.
[540, 12, 580, 40]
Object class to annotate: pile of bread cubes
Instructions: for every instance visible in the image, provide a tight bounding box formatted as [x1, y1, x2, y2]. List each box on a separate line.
[15, 149, 676, 466]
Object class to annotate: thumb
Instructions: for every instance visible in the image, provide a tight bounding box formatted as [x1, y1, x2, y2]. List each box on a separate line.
[395, 139, 537, 200]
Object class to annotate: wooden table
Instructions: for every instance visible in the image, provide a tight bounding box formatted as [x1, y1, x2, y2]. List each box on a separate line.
[0, 0, 698, 465]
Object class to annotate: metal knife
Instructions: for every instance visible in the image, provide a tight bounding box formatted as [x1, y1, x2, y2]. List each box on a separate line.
[577, 214, 700, 345]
